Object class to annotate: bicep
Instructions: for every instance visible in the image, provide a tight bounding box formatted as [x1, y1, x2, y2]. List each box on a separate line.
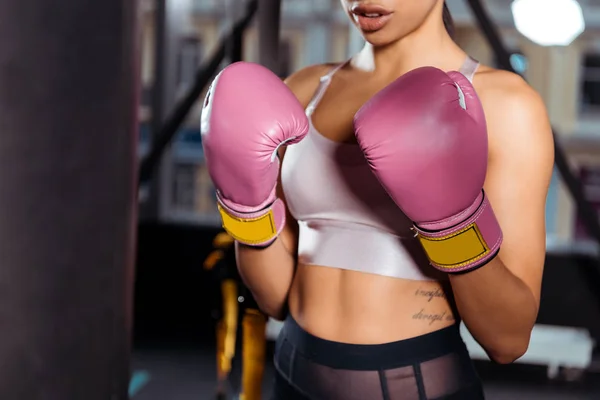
[483, 88, 554, 307]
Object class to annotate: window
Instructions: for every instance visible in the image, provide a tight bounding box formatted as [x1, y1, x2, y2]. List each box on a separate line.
[178, 36, 203, 89]
[172, 163, 196, 211]
[582, 54, 600, 109]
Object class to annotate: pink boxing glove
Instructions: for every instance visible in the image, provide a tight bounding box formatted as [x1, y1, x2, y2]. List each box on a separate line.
[201, 62, 309, 246]
[354, 67, 502, 273]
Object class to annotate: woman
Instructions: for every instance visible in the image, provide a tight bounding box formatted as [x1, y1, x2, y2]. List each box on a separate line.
[201, 1, 554, 399]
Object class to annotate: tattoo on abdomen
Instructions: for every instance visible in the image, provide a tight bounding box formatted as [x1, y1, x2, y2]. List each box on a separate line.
[412, 309, 455, 325]
[414, 287, 446, 302]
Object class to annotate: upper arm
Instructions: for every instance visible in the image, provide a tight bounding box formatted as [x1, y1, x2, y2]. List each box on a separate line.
[481, 73, 554, 309]
[275, 64, 332, 255]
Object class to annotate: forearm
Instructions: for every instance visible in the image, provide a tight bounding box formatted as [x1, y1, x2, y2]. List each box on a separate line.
[449, 257, 537, 363]
[236, 237, 296, 320]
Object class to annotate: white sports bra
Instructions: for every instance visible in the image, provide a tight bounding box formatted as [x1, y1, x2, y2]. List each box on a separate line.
[281, 57, 480, 281]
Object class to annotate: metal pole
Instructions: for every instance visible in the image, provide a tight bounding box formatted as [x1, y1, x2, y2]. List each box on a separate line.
[226, 0, 244, 63]
[142, 0, 168, 219]
[258, 0, 282, 73]
[0, 0, 139, 398]
[143, 0, 193, 221]
[229, 26, 245, 63]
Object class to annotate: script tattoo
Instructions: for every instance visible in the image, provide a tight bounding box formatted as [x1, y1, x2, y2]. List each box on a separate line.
[414, 287, 446, 302]
[412, 309, 455, 325]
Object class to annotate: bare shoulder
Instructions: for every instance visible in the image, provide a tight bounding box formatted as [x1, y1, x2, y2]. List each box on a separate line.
[475, 66, 546, 125]
[284, 63, 337, 108]
[474, 66, 553, 154]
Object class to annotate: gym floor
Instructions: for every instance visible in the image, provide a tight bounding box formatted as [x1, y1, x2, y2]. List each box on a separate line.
[129, 344, 600, 400]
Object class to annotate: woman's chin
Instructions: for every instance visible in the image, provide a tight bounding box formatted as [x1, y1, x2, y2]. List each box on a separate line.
[362, 32, 396, 48]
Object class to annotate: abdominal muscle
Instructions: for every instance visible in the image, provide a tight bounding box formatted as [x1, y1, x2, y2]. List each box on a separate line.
[287, 262, 456, 344]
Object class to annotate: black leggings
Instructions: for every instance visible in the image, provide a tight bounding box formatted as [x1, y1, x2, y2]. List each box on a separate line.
[272, 316, 485, 400]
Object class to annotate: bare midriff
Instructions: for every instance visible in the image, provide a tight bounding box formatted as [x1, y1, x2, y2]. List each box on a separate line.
[287, 262, 456, 344]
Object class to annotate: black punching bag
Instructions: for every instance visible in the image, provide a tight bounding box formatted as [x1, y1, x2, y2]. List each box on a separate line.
[0, 0, 139, 399]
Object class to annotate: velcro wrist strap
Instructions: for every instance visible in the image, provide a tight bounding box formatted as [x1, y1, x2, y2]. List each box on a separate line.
[415, 194, 502, 273]
[217, 198, 286, 247]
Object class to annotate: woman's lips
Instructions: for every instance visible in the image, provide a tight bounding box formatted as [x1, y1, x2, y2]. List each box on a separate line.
[351, 4, 394, 33]
[353, 14, 393, 32]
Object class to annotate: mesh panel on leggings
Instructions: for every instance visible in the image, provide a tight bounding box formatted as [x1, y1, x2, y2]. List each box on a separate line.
[419, 352, 475, 399]
[289, 349, 385, 400]
[382, 365, 421, 400]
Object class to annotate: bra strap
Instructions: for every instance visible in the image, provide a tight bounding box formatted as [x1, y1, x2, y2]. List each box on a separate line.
[458, 56, 480, 83]
[305, 62, 347, 117]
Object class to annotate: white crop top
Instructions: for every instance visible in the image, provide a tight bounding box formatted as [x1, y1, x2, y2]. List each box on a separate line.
[280, 57, 480, 281]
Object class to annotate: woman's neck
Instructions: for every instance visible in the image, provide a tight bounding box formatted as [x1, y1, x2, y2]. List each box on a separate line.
[350, 23, 467, 79]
